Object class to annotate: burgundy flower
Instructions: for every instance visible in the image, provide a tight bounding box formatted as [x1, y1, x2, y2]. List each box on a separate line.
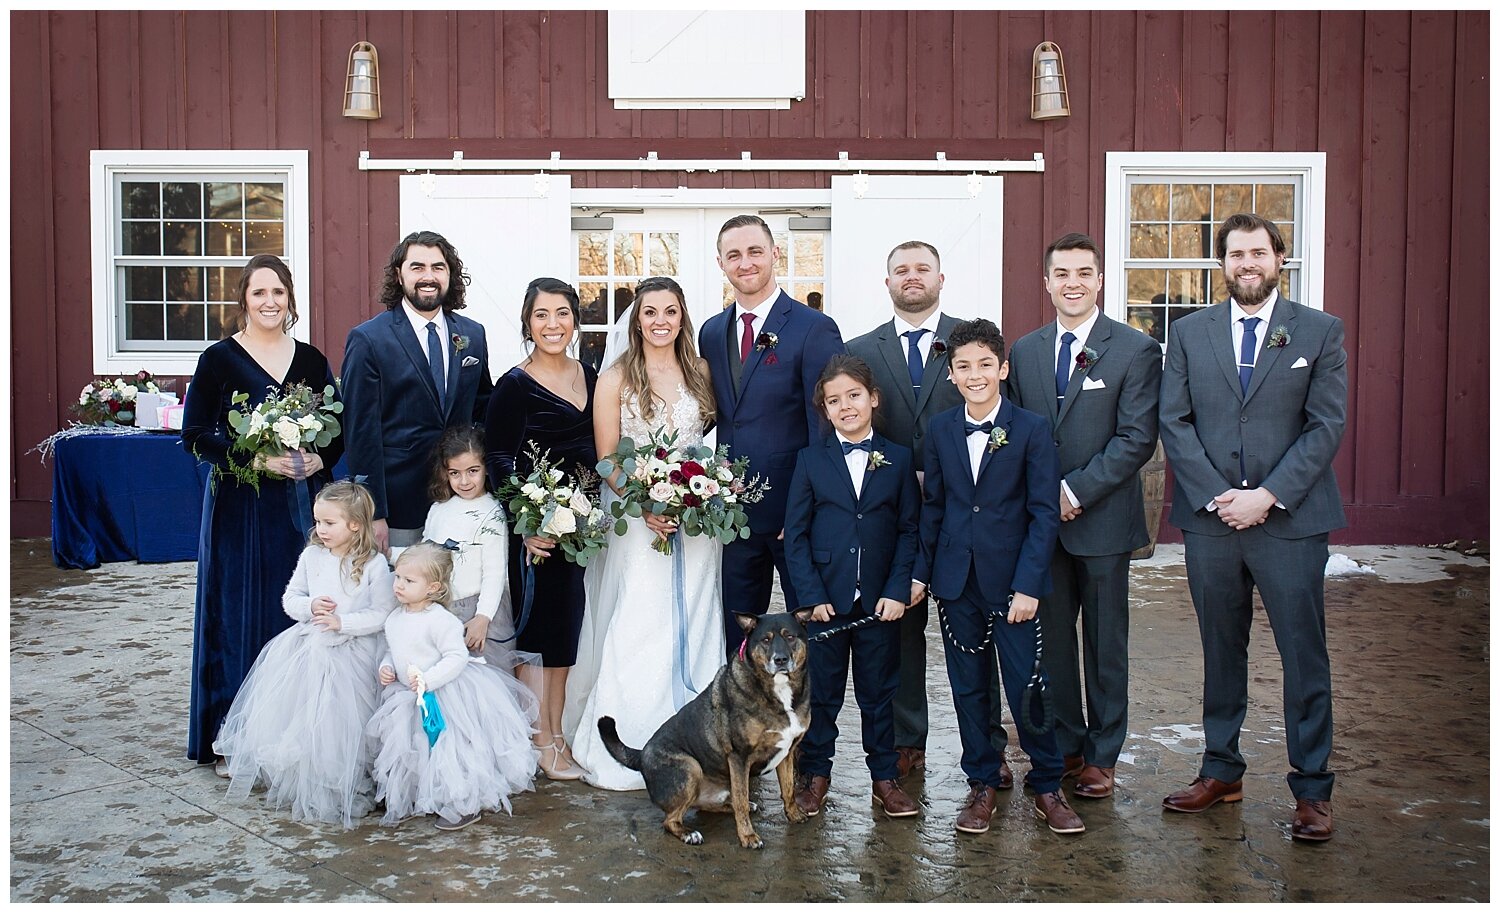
[655, 447, 669, 460]
[669, 469, 685, 486]
[932, 339, 947, 356]
[682, 493, 702, 508]
[1075, 346, 1100, 371]
[681, 461, 705, 479]
[108, 400, 121, 413]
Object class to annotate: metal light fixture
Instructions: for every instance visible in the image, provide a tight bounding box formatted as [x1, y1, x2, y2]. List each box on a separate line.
[1030, 41, 1070, 121]
[343, 42, 381, 119]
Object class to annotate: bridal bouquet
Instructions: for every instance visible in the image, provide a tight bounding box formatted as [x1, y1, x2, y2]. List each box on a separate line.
[72, 370, 166, 426]
[597, 429, 769, 556]
[497, 442, 610, 566]
[223, 382, 343, 491]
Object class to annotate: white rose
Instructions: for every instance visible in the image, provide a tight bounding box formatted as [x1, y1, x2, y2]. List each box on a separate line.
[246, 411, 268, 435]
[649, 481, 675, 502]
[273, 416, 302, 449]
[297, 414, 320, 431]
[568, 490, 592, 517]
[522, 482, 547, 503]
[589, 508, 605, 524]
[540, 506, 576, 537]
[702, 479, 721, 498]
[78, 392, 90, 405]
[145, 381, 160, 394]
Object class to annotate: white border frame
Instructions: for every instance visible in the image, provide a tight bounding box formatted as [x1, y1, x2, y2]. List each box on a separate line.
[89, 149, 311, 375]
[1103, 151, 1327, 323]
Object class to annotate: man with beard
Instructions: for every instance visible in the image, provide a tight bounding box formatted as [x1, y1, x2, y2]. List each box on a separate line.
[1004, 233, 1161, 801]
[846, 241, 980, 783]
[342, 231, 493, 552]
[698, 214, 844, 656]
[1157, 213, 1347, 842]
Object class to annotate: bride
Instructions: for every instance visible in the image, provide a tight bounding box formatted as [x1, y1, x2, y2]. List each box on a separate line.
[564, 277, 727, 790]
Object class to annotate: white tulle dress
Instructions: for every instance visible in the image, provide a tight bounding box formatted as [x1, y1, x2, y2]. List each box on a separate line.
[563, 384, 727, 790]
[366, 604, 538, 824]
[213, 546, 396, 828]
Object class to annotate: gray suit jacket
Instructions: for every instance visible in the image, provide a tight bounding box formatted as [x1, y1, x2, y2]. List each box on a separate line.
[1159, 296, 1347, 538]
[846, 313, 965, 473]
[1006, 313, 1162, 557]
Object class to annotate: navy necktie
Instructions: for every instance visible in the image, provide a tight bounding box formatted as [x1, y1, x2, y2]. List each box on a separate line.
[964, 420, 995, 436]
[840, 439, 873, 455]
[903, 329, 928, 389]
[1238, 316, 1261, 396]
[1056, 331, 1076, 399]
[426, 321, 446, 409]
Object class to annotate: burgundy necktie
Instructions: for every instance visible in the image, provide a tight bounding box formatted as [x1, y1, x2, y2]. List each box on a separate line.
[739, 313, 756, 363]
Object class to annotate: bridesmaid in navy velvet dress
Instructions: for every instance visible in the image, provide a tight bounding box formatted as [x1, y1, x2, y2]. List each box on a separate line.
[484, 277, 596, 780]
[182, 255, 342, 772]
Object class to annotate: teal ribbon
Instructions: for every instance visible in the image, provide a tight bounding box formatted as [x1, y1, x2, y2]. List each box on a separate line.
[670, 530, 703, 709]
[286, 451, 313, 536]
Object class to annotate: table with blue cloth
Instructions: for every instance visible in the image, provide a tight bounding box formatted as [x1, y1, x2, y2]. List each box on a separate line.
[50, 431, 211, 570]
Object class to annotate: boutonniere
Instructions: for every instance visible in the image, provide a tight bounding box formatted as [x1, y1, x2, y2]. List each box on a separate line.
[452, 333, 470, 352]
[1075, 346, 1100, 372]
[755, 331, 778, 351]
[988, 427, 1008, 453]
[931, 339, 947, 356]
[868, 450, 890, 470]
[1266, 326, 1291, 349]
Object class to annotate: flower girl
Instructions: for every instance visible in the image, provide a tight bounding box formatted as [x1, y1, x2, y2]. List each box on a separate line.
[214, 480, 395, 828]
[420, 425, 537, 677]
[367, 542, 538, 830]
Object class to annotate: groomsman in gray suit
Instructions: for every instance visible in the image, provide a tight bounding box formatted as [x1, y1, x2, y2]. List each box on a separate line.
[848, 241, 992, 783]
[1158, 213, 1346, 842]
[1004, 233, 1161, 800]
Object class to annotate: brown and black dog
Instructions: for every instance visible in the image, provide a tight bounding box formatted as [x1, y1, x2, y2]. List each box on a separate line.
[599, 610, 814, 849]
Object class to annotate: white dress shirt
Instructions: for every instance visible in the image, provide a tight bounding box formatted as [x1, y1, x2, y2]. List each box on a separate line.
[964, 401, 1002, 484]
[894, 309, 944, 367]
[1207, 289, 1283, 510]
[733, 285, 783, 351]
[401, 300, 450, 377]
[1054, 306, 1101, 510]
[835, 429, 873, 603]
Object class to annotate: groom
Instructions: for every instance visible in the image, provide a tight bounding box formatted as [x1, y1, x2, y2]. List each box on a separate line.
[700, 215, 845, 655]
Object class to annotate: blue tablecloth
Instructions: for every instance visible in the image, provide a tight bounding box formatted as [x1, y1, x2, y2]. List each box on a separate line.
[51, 432, 211, 569]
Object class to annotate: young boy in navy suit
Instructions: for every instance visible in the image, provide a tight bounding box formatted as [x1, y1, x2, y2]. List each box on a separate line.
[784, 355, 922, 820]
[913, 318, 1085, 836]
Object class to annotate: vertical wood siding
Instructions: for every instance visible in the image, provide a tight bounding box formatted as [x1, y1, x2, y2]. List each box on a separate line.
[9, 10, 1489, 543]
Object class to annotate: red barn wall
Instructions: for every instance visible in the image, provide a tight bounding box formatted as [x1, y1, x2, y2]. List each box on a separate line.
[10, 10, 1489, 543]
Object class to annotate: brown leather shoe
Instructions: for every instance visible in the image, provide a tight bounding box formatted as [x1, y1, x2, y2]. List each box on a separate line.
[1073, 765, 1115, 799]
[872, 779, 920, 818]
[1034, 790, 1086, 834]
[1063, 754, 1085, 779]
[1162, 776, 1244, 813]
[1291, 799, 1334, 842]
[998, 760, 1014, 790]
[895, 747, 926, 779]
[794, 774, 831, 817]
[955, 784, 998, 834]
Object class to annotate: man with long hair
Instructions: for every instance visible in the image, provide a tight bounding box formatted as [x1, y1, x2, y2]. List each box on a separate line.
[342, 230, 494, 552]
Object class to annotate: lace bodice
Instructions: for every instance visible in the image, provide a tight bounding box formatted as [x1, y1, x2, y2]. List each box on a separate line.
[620, 383, 705, 449]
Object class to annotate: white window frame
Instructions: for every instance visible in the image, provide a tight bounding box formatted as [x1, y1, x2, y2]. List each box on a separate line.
[1103, 151, 1326, 345]
[90, 149, 311, 375]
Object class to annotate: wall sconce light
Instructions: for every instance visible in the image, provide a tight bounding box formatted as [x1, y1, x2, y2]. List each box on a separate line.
[343, 42, 381, 119]
[1030, 41, 1070, 121]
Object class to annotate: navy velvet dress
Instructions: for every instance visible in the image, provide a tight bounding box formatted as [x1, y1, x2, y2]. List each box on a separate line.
[484, 363, 597, 667]
[181, 338, 342, 762]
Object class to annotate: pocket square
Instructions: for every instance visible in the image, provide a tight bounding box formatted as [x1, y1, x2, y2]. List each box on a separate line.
[1081, 376, 1107, 391]
[461, 356, 481, 368]
[1290, 357, 1309, 369]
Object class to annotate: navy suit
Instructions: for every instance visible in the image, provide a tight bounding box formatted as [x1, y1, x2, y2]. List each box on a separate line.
[699, 290, 845, 653]
[784, 433, 920, 781]
[341, 308, 493, 531]
[916, 399, 1066, 792]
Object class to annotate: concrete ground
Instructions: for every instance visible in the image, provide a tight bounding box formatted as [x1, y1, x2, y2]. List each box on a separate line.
[9, 539, 1489, 902]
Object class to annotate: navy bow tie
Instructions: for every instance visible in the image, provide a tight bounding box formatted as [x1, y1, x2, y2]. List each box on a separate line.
[964, 420, 995, 436]
[840, 439, 873, 455]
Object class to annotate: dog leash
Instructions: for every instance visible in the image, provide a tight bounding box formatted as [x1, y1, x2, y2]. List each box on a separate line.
[805, 612, 883, 643]
[936, 594, 1054, 737]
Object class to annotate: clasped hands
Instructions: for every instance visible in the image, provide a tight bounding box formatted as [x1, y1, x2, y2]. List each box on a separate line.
[810, 597, 906, 624]
[309, 595, 341, 632]
[1214, 487, 1278, 530]
[257, 449, 324, 481]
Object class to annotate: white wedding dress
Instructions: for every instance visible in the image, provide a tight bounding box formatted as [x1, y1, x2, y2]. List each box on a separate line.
[564, 383, 727, 790]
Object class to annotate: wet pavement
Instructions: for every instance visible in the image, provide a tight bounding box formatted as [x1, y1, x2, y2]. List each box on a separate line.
[9, 538, 1490, 902]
